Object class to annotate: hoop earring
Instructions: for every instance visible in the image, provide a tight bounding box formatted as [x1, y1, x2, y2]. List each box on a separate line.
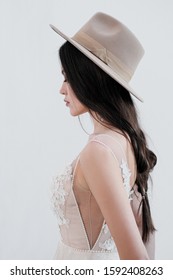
[78, 116, 90, 135]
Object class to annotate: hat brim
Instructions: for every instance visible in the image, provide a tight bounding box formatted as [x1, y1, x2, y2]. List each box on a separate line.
[50, 24, 143, 102]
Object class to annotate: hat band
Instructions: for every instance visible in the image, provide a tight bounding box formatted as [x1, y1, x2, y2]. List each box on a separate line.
[72, 31, 133, 83]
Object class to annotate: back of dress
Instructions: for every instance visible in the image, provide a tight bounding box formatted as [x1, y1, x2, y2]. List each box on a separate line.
[51, 133, 155, 259]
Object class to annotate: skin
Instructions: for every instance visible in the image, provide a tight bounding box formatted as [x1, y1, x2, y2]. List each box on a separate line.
[80, 143, 149, 259]
[59, 71, 149, 259]
[59, 71, 88, 116]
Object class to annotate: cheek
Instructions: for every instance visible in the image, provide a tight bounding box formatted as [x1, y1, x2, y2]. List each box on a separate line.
[70, 94, 82, 109]
[70, 99, 88, 115]
[67, 87, 88, 115]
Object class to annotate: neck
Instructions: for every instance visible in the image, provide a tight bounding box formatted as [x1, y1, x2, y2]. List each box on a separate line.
[90, 113, 123, 137]
[90, 114, 111, 134]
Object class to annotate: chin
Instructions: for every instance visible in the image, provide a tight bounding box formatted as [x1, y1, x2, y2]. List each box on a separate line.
[69, 110, 79, 116]
[70, 109, 88, 116]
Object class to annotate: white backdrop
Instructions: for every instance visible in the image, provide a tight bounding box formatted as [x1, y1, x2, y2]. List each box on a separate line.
[0, 0, 172, 260]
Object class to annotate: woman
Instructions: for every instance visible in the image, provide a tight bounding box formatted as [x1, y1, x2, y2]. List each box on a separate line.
[50, 12, 157, 260]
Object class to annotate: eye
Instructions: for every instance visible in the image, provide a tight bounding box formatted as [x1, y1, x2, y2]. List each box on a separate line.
[61, 69, 68, 83]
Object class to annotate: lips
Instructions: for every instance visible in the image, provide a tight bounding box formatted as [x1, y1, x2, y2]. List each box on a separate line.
[64, 100, 70, 106]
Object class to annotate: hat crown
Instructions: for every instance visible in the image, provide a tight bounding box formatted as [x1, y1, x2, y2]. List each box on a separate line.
[72, 12, 144, 82]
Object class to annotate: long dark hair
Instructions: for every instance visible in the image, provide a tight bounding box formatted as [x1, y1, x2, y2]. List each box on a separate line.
[59, 41, 157, 242]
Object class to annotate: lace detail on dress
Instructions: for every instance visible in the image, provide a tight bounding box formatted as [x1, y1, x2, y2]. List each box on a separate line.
[51, 135, 135, 256]
[120, 159, 134, 200]
[99, 237, 116, 251]
[51, 165, 72, 226]
[102, 224, 109, 234]
[98, 224, 117, 252]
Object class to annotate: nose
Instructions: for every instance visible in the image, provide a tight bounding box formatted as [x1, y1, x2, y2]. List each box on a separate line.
[59, 82, 66, 95]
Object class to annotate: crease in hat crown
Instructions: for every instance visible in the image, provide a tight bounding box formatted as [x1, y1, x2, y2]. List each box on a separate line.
[50, 12, 144, 102]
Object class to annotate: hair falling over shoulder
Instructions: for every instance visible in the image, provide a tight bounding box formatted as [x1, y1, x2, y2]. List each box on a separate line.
[59, 41, 157, 243]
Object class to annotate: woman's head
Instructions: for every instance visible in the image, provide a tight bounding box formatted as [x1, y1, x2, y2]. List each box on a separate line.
[59, 41, 157, 242]
[59, 41, 138, 129]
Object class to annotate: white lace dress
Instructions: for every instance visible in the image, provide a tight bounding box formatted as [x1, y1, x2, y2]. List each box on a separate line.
[51, 134, 154, 259]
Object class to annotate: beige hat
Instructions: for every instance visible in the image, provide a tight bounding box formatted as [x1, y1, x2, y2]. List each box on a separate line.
[50, 12, 144, 102]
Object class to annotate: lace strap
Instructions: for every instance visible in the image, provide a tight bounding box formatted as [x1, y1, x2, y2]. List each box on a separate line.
[71, 156, 80, 186]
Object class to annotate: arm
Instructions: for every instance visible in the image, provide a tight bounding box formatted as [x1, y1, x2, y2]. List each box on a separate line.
[80, 141, 149, 260]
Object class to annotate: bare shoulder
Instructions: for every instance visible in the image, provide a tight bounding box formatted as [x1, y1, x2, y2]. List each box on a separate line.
[79, 140, 121, 193]
[80, 139, 118, 168]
